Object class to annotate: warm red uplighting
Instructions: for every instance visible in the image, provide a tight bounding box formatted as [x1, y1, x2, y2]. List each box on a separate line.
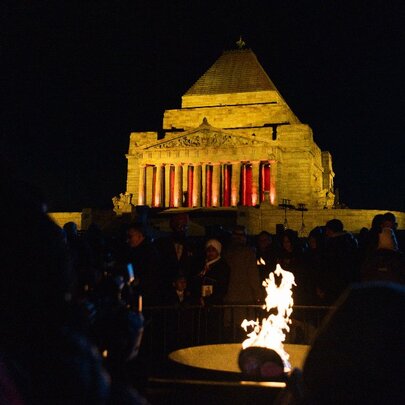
[245, 164, 253, 206]
[151, 166, 157, 207]
[252, 191, 258, 206]
[270, 189, 276, 204]
[206, 165, 212, 207]
[223, 165, 231, 207]
[231, 192, 237, 206]
[261, 162, 271, 202]
[187, 166, 193, 207]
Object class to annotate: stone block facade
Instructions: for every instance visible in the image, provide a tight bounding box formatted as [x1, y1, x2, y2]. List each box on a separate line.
[106, 46, 403, 235]
[115, 48, 335, 215]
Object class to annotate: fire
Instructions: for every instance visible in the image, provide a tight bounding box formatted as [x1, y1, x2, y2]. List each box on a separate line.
[256, 257, 266, 265]
[241, 264, 296, 372]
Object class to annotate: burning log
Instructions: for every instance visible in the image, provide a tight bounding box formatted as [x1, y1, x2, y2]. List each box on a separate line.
[238, 346, 286, 381]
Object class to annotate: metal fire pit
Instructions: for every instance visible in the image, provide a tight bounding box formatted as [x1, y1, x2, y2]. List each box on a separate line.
[169, 343, 309, 375]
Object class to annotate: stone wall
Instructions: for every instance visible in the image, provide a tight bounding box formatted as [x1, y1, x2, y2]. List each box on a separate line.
[163, 103, 298, 130]
[181, 90, 284, 108]
[49, 209, 116, 231]
[49, 212, 83, 230]
[238, 206, 405, 236]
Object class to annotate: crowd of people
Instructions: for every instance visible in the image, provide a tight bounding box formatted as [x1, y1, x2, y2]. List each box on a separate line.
[1, 172, 404, 403]
[69, 211, 403, 312]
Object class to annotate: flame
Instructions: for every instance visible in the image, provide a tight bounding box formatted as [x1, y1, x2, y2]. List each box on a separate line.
[241, 264, 296, 372]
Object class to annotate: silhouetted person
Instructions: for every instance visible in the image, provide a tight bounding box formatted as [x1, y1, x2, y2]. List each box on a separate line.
[361, 227, 404, 284]
[361, 214, 385, 262]
[302, 283, 405, 404]
[63, 221, 95, 297]
[223, 226, 264, 305]
[0, 176, 146, 404]
[223, 226, 264, 341]
[318, 219, 359, 304]
[84, 222, 112, 276]
[91, 275, 144, 383]
[277, 229, 310, 305]
[382, 212, 397, 230]
[125, 223, 161, 306]
[255, 231, 278, 283]
[382, 212, 402, 250]
[303, 227, 326, 305]
[154, 213, 196, 291]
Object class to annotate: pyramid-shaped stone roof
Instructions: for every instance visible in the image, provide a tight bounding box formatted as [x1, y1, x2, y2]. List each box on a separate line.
[185, 49, 278, 95]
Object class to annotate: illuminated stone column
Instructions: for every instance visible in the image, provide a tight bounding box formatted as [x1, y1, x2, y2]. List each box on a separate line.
[212, 163, 221, 207]
[193, 164, 202, 207]
[187, 165, 194, 207]
[269, 160, 277, 205]
[154, 164, 162, 207]
[164, 164, 171, 207]
[206, 165, 213, 207]
[261, 161, 271, 204]
[222, 164, 231, 206]
[231, 161, 241, 207]
[241, 163, 246, 206]
[251, 161, 260, 206]
[174, 164, 183, 207]
[201, 163, 207, 207]
[138, 165, 146, 205]
[145, 165, 154, 206]
[182, 164, 189, 207]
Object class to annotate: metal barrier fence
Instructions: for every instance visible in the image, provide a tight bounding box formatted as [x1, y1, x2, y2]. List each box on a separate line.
[140, 304, 333, 361]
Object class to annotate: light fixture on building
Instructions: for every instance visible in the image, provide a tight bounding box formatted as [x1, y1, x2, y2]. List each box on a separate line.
[278, 198, 295, 229]
[296, 203, 308, 236]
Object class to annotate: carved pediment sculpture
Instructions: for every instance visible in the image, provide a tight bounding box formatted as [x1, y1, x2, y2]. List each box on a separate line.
[147, 128, 266, 150]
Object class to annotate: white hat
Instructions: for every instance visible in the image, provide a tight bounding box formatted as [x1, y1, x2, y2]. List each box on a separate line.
[205, 239, 222, 254]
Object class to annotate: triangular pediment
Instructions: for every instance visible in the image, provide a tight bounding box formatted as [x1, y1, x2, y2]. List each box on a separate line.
[146, 120, 267, 150]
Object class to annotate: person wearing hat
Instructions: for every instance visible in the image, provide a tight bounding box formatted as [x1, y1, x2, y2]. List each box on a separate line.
[192, 238, 230, 306]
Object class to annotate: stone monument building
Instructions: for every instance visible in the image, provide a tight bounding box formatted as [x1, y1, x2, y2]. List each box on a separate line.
[50, 46, 404, 235]
[115, 46, 335, 217]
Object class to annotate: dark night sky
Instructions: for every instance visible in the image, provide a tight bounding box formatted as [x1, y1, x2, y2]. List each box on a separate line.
[2, 1, 404, 212]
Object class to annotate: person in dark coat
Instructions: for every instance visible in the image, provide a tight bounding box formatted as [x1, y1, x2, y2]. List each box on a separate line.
[255, 231, 278, 284]
[164, 275, 193, 306]
[304, 227, 326, 305]
[277, 229, 311, 305]
[153, 213, 196, 293]
[319, 219, 359, 304]
[302, 283, 405, 404]
[223, 226, 264, 341]
[0, 175, 145, 404]
[126, 223, 161, 306]
[193, 239, 230, 306]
